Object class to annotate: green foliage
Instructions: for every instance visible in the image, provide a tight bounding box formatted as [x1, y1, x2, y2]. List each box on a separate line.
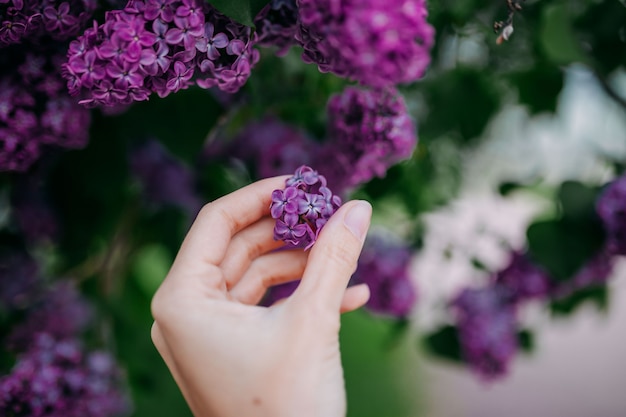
[550, 285, 609, 316]
[207, 0, 268, 26]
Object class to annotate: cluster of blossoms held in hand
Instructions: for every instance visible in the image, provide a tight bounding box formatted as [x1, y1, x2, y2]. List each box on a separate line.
[270, 165, 341, 249]
[296, 0, 434, 87]
[0, 0, 95, 47]
[351, 234, 417, 317]
[0, 45, 90, 171]
[64, 0, 259, 107]
[130, 138, 202, 216]
[315, 87, 417, 192]
[0, 334, 130, 417]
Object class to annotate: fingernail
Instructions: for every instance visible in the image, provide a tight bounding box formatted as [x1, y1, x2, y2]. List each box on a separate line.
[344, 201, 372, 240]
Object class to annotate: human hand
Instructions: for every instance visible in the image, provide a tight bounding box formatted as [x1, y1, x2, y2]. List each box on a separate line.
[150, 176, 372, 417]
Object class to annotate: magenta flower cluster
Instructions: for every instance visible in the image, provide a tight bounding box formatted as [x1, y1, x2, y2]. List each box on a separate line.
[270, 165, 341, 249]
[596, 173, 626, 255]
[0, 46, 90, 171]
[63, 0, 259, 107]
[352, 234, 417, 317]
[315, 86, 417, 192]
[296, 0, 434, 87]
[0, 0, 95, 47]
[0, 334, 130, 417]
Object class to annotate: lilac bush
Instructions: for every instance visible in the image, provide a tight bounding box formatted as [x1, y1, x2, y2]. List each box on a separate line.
[352, 234, 417, 317]
[0, 45, 90, 171]
[494, 252, 552, 303]
[315, 86, 417, 192]
[64, 0, 259, 107]
[0, 334, 130, 417]
[270, 165, 341, 249]
[296, 0, 434, 87]
[0, 248, 40, 311]
[0, 0, 96, 47]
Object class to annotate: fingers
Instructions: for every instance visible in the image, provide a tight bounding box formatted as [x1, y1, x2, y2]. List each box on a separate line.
[171, 176, 289, 274]
[229, 250, 308, 305]
[220, 217, 286, 289]
[340, 284, 370, 313]
[291, 200, 372, 313]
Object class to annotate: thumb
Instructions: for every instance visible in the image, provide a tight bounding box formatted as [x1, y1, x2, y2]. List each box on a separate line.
[292, 200, 372, 313]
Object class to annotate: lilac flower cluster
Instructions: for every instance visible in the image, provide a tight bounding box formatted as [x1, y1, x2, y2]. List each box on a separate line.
[0, 334, 130, 417]
[0, 46, 90, 171]
[494, 252, 552, 303]
[314, 86, 417, 192]
[130, 139, 202, 216]
[596, 173, 626, 255]
[64, 0, 259, 107]
[0, 0, 95, 47]
[8, 281, 92, 351]
[261, 280, 299, 307]
[206, 118, 313, 180]
[453, 286, 519, 380]
[254, 0, 298, 56]
[270, 165, 341, 249]
[351, 234, 417, 317]
[296, 0, 434, 87]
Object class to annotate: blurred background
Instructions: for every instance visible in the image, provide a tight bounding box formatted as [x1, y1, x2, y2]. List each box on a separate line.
[1, 0, 626, 416]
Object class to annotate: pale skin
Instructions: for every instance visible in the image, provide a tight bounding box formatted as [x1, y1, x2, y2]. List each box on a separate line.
[151, 176, 373, 417]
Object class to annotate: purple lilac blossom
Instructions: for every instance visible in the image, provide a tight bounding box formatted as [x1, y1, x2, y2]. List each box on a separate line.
[64, 0, 259, 107]
[295, 0, 434, 87]
[0, 0, 96, 47]
[130, 139, 202, 216]
[494, 252, 552, 303]
[0, 334, 131, 417]
[8, 281, 92, 351]
[453, 286, 519, 380]
[0, 45, 90, 172]
[314, 86, 417, 192]
[351, 234, 417, 317]
[254, 0, 298, 56]
[0, 248, 40, 310]
[596, 173, 626, 255]
[208, 118, 313, 179]
[270, 165, 341, 249]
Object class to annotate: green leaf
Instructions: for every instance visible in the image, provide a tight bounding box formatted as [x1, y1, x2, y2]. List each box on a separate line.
[550, 285, 609, 316]
[422, 325, 463, 363]
[539, 4, 589, 65]
[207, 0, 268, 27]
[518, 329, 534, 353]
[557, 181, 601, 222]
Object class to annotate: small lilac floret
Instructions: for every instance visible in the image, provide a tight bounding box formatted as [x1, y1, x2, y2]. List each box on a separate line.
[270, 165, 341, 249]
[596, 173, 626, 255]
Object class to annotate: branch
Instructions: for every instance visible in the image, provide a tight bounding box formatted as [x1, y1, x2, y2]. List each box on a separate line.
[595, 72, 626, 113]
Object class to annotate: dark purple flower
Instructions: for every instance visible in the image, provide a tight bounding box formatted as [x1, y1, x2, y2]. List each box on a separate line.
[314, 86, 417, 192]
[0, 248, 40, 310]
[596, 173, 626, 255]
[0, 334, 131, 417]
[495, 252, 552, 303]
[270, 165, 342, 249]
[453, 286, 519, 381]
[351, 234, 417, 317]
[261, 280, 299, 306]
[254, 0, 298, 55]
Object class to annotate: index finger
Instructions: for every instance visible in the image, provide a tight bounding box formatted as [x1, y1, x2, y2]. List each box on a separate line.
[173, 175, 289, 271]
